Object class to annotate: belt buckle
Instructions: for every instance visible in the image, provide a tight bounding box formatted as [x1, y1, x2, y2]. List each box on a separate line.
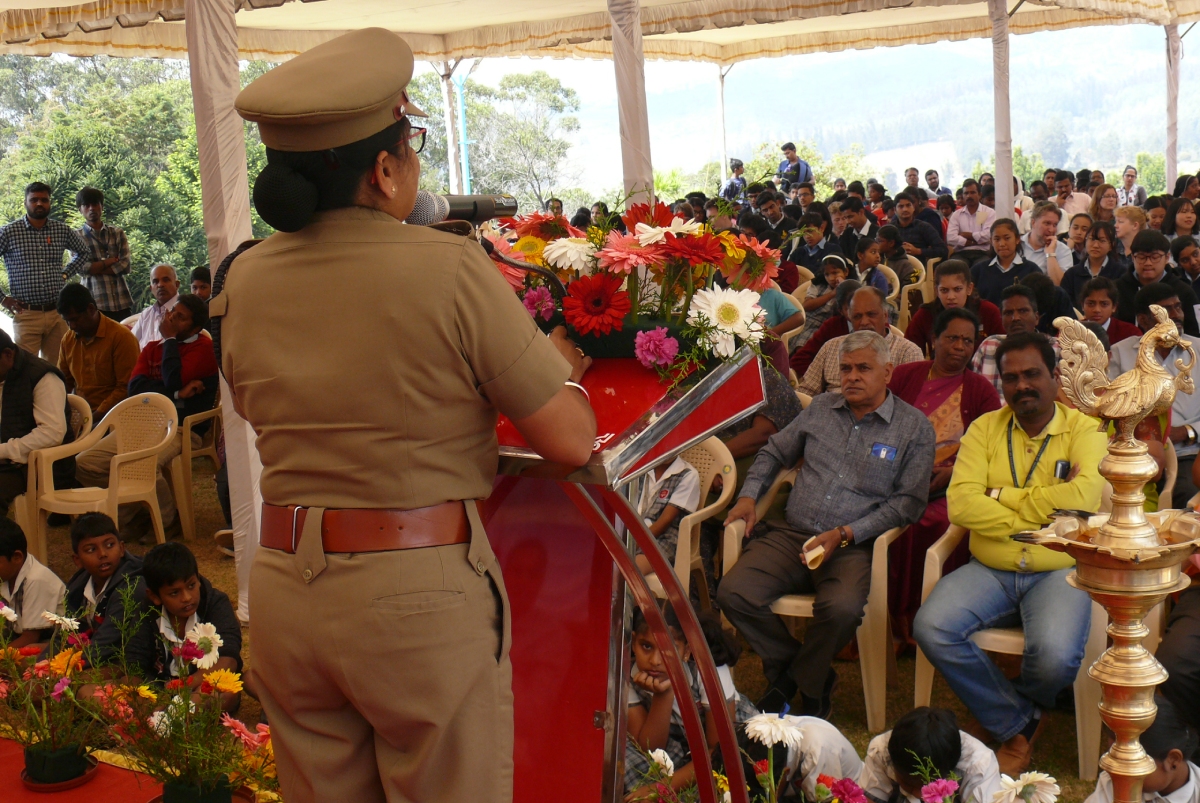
[291, 505, 307, 553]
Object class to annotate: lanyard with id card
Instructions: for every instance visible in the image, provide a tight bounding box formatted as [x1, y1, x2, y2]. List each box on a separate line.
[1007, 418, 1069, 486]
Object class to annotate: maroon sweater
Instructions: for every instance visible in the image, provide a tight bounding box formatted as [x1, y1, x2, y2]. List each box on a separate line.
[904, 298, 1004, 357]
[1105, 317, 1142, 348]
[887, 361, 1002, 434]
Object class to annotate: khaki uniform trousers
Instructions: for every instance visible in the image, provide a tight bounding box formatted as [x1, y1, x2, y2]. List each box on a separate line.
[74, 430, 181, 529]
[251, 502, 514, 803]
[14, 309, 67, 364]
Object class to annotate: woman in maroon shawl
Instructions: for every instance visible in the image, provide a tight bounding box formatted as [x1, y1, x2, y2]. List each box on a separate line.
[887, 306, 1001, 648]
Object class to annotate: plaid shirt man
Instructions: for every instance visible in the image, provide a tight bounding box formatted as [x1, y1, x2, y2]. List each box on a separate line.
[797, 330, 923, 397]
[0, 217, 90, 306]
[971, 334, 1061, 396]
[78, 222, 133, 314]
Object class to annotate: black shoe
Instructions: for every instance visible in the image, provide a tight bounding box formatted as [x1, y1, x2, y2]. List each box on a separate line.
[798, 669, 838, 719]
[47, 513, 70, 527]
[756, 674, 798, 714]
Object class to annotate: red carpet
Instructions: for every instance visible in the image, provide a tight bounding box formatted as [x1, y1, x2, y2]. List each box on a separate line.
[1, 739, 163, 802]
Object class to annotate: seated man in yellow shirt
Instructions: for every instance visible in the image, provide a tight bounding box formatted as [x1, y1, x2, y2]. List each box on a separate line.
[913, 331, 1107, 777]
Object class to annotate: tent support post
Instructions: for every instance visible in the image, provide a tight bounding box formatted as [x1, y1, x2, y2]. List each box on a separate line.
[1167, 24, 1181, 193]
[608, 0, 654, 203]
[990, 0, 1014, 221]
[718, 65, 732, 182]
[437, 61, 463, 194]
[185, 0, 259, 623]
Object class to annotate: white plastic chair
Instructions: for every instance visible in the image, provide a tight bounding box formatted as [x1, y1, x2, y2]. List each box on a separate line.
[177, 397, 223, 542]
[645, 437, 736, 609]
[922, 258, 941, 303]
[15, 395, 95, 561]
[794, 266, 815, 286]
[723, 467, 901, 732]
[911, 524, 1159, 780]
[905, 255, 927, 289]
[119, 313, 140, 329]
[30, 393, 181, 550]
[877, 265, 901, 303]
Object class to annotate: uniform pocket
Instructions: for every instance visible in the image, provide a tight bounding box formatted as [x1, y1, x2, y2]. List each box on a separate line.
[369, 589, 466, 615]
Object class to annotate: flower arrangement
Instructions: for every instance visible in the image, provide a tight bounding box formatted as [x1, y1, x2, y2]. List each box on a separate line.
[0, 608, 110, 786]
[993, 772, 1060, 803]
[743, 710, 804, 803]
[488, 201, 773, 388]
[812, 773, 869, 803]
[904, 750, 962, 803]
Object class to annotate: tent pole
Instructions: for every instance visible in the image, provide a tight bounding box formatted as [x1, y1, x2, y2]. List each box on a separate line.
[718, 65, 731, 183]
[452, 71, 472, 194]
[989, 0, 1014, 221]
[438, 61, 463, 194]
[608, 0, 654, 203]
[1167, 24, 1181, 192]
[185, 0, 259, 623]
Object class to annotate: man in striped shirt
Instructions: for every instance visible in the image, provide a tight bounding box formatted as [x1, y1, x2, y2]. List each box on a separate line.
[0, 183, 90, 363]
[76, 187, 133, 321]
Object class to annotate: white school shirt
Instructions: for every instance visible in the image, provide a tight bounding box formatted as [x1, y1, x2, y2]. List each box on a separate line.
[157, 607, 199, 678]
[1085, 762, 1200, 803]
[859, 729, 1000, 803]
[0, 373, 67, 464]
[637, 456, 701, 527]
[781, 715, 865, 800]
[0, 554, 66, 633]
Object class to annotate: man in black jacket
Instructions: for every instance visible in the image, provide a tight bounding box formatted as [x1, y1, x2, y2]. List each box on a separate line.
[1115, 230, 1200, 337]
[64, 512, 143, 636]
[837, 197, 879, 257]
[0, 330, 71, 513]
[892, 193, 948, 265]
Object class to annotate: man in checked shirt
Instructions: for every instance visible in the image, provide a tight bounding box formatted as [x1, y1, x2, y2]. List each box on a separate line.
[0, 182, 90, 363]
[76, 187, 133, 322]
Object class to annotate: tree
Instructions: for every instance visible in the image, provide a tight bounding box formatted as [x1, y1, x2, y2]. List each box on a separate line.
[1136, 152, 1166, 195]
[743, 141, 871, 199]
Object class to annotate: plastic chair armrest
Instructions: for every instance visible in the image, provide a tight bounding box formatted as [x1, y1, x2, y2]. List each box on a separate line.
[920, 525, 967, 604]
[871, 526, 905, 559]
[754, 468, 797, 522]
[183, 406, 221, 433]
[723, 520, 746, 574]
[674, 469, 737, 578]
[35, 421, 114, 489]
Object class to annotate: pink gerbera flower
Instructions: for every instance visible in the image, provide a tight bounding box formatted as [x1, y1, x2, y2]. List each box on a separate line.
[522, 286, 556, 321]
[596, 230, 667, 275]
[483, 234, 527, 292]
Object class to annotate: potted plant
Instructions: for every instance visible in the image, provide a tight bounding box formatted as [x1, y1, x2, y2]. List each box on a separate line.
[91, 619, 266, 803]
[0, 605, 109, 790]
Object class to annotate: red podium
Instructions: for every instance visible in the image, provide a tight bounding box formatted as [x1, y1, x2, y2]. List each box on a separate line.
[481, 350, 765, 803]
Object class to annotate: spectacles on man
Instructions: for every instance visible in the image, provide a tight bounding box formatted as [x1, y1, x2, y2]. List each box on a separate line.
[1132, 252, 1167, 263]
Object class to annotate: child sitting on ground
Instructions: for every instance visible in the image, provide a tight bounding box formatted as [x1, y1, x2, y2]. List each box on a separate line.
[634, 456, 701, 576]
[1085, 696, 1198, 803]
[65, 513, 143, 638]
[0, 519, 65, 647]
[624, 603, 756, 797]
[859, 707, 1000, 803]
[96, 541, 242, 712]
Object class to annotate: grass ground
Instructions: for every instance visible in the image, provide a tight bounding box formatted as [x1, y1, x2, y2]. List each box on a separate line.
[37, 460, 1096, 801]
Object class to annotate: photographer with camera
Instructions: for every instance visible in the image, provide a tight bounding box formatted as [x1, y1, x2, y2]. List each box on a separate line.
[215, 28, 595, 803]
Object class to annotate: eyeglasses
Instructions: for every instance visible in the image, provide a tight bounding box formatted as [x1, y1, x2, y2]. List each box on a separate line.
[408, 126, 427, 155]
[1132, 252, 1167, 263]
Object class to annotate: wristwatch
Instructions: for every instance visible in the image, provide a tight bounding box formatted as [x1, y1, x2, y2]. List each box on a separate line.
[837, 526, 851, 548]
[1186, 425, 1197, 447]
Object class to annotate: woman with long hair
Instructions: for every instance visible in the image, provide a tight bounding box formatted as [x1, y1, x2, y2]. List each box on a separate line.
[1163, 198, 1199, 240]
[1089, 184, 1118, 224]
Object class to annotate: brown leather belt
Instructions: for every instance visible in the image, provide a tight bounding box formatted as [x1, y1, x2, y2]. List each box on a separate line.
[260, 501, 469, 554]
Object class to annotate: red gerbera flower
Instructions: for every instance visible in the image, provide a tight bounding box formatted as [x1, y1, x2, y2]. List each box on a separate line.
[562, 274, 631, 336]
[499, 211, 584, 240]
[622, 201, 674, 230]
[662, 231, 726, 267]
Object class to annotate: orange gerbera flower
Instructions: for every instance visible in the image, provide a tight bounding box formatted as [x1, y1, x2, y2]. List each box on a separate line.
[621, 201, 674, 231]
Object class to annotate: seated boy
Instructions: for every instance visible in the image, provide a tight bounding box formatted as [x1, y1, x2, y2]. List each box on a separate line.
[1079, 277, 1141, 347]
[96, 541, 241, 712]
[634, 456, 701, 576]
[190, 265, 212, 301]
[859, 707, 1001, 803]
[65, 513, 143, 637]
[1085, 696, 1198, 803]
[0, 519, 65, 647]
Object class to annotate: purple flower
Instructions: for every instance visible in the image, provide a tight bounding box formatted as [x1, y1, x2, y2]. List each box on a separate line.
[921, 778, 960, 803]
[51, 677, 71, 701]
[522, 287, 556, 321]
[634, 327, 680, 369]
[830, 778, 868, 803]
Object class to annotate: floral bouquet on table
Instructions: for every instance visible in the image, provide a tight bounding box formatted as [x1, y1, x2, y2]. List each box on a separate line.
[93, 610, 268, 803]
[0, 604, 111, 787]
[486, 201, 778, 389]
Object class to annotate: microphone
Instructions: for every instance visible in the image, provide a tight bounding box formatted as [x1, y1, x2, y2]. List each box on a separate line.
[404, 190, 450, 226]
[404, 192, 519, 226]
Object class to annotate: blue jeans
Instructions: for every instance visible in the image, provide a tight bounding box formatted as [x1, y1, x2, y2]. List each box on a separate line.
[913, 558, 1091, 742]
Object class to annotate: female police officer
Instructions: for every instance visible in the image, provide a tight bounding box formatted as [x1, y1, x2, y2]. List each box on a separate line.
[214, 28, 595, 803]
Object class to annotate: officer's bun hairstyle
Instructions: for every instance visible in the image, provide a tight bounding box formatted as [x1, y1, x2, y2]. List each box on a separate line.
[142, 542, 199, 593]
[888, 707, 962, 781]
[254, 118, 409, 233]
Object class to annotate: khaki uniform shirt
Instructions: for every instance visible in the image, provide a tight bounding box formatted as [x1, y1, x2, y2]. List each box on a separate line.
[212, 207, 570, 510]
[57, 313, 141, 416]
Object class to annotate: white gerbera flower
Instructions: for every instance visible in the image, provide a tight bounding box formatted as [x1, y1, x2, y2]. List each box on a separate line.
[42, 611, 79, 632]
[743, 712, 804, 752]
[186, 622, 224, 670]
[648, 748, 674, 776]
[993, 772, 1060, 803]
[0, 603, 17, 623]
[688, 287, 765, 357]
[667, 216, 702, 236]
[541, 237, 597, 273]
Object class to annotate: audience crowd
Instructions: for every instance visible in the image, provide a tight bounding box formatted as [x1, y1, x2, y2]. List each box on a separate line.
[2, 152, 1200, 802]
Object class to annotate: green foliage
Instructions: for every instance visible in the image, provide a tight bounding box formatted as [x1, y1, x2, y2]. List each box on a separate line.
[1136, 152, 1167, 194]
[654, 168, 687, 200]
[970, 146, 1048, 192]
[743, 141, 871, 199]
